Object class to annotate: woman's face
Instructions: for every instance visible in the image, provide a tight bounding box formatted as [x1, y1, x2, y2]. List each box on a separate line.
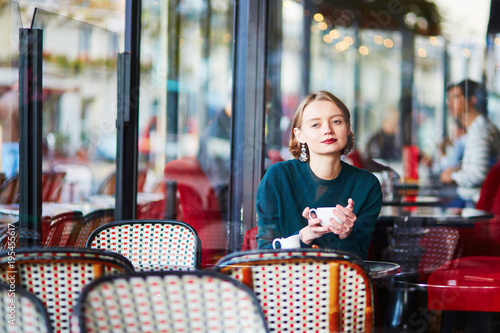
[294, 100, 350, 159]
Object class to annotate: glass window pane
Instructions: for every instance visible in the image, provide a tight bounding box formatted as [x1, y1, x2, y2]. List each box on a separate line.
[32, 10, 119, 203]
[0, 1, 23, 183]
[139, 0, 234, 267]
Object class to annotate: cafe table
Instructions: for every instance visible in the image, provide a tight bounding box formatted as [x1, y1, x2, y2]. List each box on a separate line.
[382, 194, 444, 207]
[364, 260, 400, 279]
[0, 192, 164, 219]
[378, 205, 494, 226]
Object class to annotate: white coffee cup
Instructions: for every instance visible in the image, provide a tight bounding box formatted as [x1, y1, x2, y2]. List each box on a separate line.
[309, 207, 345, 228]
[272, 234, 301, 249]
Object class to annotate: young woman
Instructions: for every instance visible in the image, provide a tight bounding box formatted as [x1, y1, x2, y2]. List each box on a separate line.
[256, 91, 382, 259]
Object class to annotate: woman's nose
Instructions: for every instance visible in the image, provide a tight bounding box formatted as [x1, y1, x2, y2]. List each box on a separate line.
[325, 123, 333, 134]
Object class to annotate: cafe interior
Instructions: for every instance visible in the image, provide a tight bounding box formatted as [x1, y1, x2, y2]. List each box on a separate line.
[1, 0, 500, 332]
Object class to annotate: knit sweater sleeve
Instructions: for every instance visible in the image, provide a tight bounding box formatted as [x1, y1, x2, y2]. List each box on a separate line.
[347, 175, 382, 259]
[255, 163, 282, 249]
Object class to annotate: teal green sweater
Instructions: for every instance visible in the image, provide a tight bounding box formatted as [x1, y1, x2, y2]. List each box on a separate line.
[256, 159, 382, 259]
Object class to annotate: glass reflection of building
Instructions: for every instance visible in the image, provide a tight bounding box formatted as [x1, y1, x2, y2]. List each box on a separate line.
[0, 0, 500, 330]
[3, 0, 498, 251]
[3, 2, 500, 328]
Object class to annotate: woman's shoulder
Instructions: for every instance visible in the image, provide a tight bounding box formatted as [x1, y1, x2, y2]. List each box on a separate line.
[341, 161, 380, 183]
[266, 158, 300, 172]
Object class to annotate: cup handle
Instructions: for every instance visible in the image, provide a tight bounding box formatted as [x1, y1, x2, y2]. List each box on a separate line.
[309, 208, 317, 219]
[272, 238, 281, 249]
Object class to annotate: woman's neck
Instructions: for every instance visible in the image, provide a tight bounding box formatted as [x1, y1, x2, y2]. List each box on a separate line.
[309, 155, 342, 180]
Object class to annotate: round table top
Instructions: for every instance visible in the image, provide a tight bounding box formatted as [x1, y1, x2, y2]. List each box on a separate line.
[364, 260, 401, 279]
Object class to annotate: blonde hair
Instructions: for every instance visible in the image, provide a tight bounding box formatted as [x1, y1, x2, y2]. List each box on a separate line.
[289, 90, 355, 159]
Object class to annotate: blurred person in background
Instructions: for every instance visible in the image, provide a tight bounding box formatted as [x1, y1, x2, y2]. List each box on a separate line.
[198, 80, 282, 220]
[0, 84, 19, 177]
[430, 119, 467, 175]
[366, 108, 401, 162]
[440, 79, 500, 207]
[197, 99, 232, 218]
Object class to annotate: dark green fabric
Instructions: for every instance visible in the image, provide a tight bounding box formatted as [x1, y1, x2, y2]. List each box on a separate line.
[256, 159, 382, 259]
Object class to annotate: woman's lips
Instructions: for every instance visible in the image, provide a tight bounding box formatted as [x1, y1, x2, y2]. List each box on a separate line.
[322, 138, 336, 144]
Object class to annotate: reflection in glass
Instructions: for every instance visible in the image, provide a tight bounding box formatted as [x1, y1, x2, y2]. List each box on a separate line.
[0, 1, 23, 181]
[32, 9, 119, 202]
[138, 0, 234, 267]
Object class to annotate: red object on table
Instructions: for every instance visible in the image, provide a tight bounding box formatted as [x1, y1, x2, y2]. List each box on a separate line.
[427, 256, 500, 312]
[402, 145, 419, 181]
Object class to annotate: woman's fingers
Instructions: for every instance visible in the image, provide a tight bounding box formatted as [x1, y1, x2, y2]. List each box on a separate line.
[302, 207, 310, 219]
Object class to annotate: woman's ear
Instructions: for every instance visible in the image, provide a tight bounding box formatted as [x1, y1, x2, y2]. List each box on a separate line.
[293, 127, 304, 143]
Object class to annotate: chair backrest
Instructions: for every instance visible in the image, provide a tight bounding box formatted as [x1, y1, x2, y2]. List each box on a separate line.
[136, 198, 166, 219]
[217, 248, 364, 266]
[44, 211, 84, 247]
[0, 221, 18, 250]
[0, 218, 52, 249]
[42, 171, 66, 202]
[418, 226, 460, 279]
[74, 208, 115, 247]
[0, 283, 53, 333]
[215, 249, 374, 333]
[72, 270, 269, 333]
[383, 225, 460, 280]
[86, 219, 202, 270]
[96, 172, 116, 195]
[97, 170, 147, 195]
[0, 248, 134, 333]
[476, 160, 500, 215]
[0, 173, 19, 204]
[164, 156, 227, 268]
[51, 162, 94, 202]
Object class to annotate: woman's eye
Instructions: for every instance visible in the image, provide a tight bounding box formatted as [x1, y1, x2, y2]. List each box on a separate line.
[311, 123, 319, 128]
[332, 120, 342, 124]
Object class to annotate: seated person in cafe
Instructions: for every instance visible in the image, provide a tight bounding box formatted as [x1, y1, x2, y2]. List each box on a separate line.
[440, 79, 500, 207]
[255, 91, 383, 259]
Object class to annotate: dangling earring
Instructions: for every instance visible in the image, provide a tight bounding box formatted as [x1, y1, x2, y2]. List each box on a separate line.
[299, 143, 308, 162]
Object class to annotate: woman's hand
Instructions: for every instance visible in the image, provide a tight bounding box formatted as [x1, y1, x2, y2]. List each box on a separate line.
[300, 198, 357, 243]
[332, 198, 356, 239]
[300, 207, 333, 244]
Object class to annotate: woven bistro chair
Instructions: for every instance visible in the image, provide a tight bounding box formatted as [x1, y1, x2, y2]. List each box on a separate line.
[0, 283, 53, 333]
[86, 219, 202, 270]
[72, 270, 269, 333]
[44, 211, 84, 247]
[215, 248, 374, 333]
[74, 208, 115, 248]
[0, 248, 134, 333]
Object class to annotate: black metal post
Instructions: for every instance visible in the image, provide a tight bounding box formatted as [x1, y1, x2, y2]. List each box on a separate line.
[166, 0, 180, 163]
[400, 28, 415, 147]
[228, 0, 268, 252]
[115, 0, 142, 220]
[18, 28, 43, 247]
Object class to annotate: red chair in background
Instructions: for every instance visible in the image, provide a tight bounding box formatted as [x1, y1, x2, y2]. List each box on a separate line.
[426, 162, 500, 330]
[164, 156, 227, 268]
[97, 169, 148, 195]
[457, 161, 500, 257]
[241, 226, 258, 251]
[0, 173, 19, 204]
[476, 160, 500, 215]
[44, 211, 84, 247]
[42, 171, 66, 202]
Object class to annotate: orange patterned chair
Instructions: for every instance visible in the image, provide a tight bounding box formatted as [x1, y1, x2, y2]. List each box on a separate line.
[215, 249, 373, 332]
